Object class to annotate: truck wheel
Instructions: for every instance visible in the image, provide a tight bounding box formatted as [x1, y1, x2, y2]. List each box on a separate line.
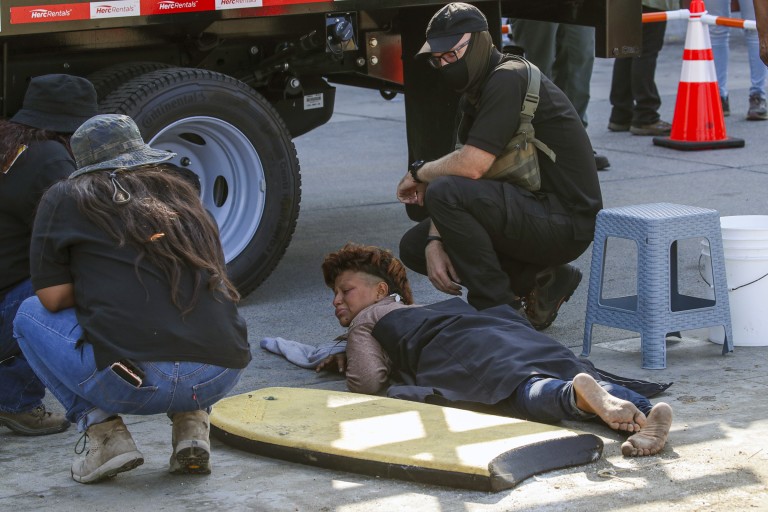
[87, 62, 173, 100]
[99, 68, 301, 297]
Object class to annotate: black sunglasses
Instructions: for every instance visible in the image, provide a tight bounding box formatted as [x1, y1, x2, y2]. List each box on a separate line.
[427, 40, 470, 69]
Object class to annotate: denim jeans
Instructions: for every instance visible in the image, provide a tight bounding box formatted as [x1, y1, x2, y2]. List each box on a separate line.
[502, 375, 653, 425]
[708, 0, 767, 98]
[0, 279, 46, 413]
[13, 297, 244, 432]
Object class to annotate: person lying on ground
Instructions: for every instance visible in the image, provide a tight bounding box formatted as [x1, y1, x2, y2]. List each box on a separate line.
[316, 242, 673, 457]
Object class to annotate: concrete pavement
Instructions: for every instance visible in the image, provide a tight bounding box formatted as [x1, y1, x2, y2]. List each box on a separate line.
[3, 29, 768, 511]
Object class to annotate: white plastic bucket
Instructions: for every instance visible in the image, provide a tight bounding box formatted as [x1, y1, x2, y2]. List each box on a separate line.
[701, 215, 768, 346]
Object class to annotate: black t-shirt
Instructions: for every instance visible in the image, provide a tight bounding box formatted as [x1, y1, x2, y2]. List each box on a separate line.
[0, 140, 74, 300]
[30, 173, 251, 370]
[458, 51, 603, 240]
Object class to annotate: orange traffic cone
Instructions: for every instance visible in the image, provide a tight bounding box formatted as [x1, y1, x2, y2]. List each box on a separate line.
[653, 0, 744, 150]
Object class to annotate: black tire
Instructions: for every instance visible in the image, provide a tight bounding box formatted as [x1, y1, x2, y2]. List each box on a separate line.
[87, 61, 173, 100]
[99, 68, 301, 297]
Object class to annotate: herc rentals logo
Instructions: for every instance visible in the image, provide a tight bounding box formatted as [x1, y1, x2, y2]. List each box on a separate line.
[141, 0, 213, 15]
[29, 8, 73, 19]
[157, 0, 198, 10]
[11, 2, 89, 24]
[215, 0, 262, 10]
[91, 0, 140, 19]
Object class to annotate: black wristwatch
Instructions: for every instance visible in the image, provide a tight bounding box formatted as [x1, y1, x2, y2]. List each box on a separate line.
[409, 160, 426, 183]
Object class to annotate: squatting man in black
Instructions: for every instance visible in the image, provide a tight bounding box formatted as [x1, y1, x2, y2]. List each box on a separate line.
[396, 2, 603, 330]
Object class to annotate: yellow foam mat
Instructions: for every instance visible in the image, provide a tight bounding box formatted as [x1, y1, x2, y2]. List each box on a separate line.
[210, 387, 603, 491]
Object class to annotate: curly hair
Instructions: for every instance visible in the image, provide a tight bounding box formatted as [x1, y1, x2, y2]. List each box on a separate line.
[322, 243, 414, 305]
[59, 164, 239, 313]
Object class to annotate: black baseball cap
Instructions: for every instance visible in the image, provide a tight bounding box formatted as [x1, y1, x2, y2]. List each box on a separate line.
[416, 2, 488, 56]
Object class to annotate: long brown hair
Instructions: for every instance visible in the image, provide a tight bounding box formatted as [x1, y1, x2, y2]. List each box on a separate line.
[322, 243, 414, 305]
[61, 165, 239, 312]
[0, 120, 70, 171]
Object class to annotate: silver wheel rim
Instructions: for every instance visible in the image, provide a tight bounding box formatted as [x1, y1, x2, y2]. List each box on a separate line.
[149, 116, 266, 264]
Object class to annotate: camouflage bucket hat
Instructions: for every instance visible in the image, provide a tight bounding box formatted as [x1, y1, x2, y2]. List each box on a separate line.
[69, 114, 175, 178]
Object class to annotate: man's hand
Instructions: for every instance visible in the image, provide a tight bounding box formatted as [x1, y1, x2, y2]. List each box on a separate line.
[315, 353, 347, 373]
[425, 241, 462, 296]
[397, 172, 427, 205]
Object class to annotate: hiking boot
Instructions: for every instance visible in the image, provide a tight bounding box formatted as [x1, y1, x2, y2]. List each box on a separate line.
[169, 410, 211, 475]
[607, 121, 630, 132]
[594, 152, 610, 171]
[721, 96, 730, 117]
[71, 416, 144, 484]
[630, 120, 672, 136]
[0, 404, 70, 436]
[524, 264, 583, 330]
[747, 93, 768, 120]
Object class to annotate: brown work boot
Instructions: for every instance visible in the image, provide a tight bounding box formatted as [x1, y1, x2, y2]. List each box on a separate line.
[524, 264, 582, 330]
[0, 404, 70, 436]
[71, 416, 144, 484]
[169, 410, 211, 475]
[630, 120, 672, 136]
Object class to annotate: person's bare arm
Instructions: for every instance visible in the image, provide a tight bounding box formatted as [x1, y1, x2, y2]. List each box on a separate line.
[36, 283, 75, 312]
[755, 0, 768, 65]
[424, 222, 462, 296]
[397, 144, 495, 206]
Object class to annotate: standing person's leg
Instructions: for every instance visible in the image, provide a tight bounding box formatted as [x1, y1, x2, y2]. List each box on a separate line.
[553, 24, 595, 126]
[608, 52, 634, 130]
[0, 280, 69, 435]
[740, 0, 768, 119]
[510, 20, 558, 77]
[628, 10, 669, 133]
[708, 0, 732, 110]
[13, 298, 144, 483]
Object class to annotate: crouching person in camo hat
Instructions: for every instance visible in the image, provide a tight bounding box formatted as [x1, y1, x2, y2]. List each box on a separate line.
[13, 113, 251, 483]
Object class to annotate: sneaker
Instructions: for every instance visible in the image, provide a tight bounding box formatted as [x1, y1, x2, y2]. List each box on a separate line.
[0, 404, 70, 436]
[524, 264, 583, 330]
[594, 152, 610, 171]
[607, 122, 630, 132]
[169, 410, 211, 475]
[630, 120, 672, 136]
[747, 93, 768, 120]
[71, 416, 144, 484]
[721, 96, 730, 117]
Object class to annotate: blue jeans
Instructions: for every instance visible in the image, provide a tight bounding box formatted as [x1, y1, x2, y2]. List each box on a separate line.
[13, 297, 244, 432]
[708, 0, 767, 98]
[502, 375, 653, 425]
[0, 279, 46, 413]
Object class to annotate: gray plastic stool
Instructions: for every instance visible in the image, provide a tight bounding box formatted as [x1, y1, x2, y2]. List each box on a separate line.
[582, 203, 734, 369]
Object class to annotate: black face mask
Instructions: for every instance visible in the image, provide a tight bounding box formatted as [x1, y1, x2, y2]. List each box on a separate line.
[437, 31, 493, 94]
[439, 58, 470, 91]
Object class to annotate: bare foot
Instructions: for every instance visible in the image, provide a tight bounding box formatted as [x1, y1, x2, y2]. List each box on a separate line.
[621, 402, 673, 457]
[573, 373, 646, 433]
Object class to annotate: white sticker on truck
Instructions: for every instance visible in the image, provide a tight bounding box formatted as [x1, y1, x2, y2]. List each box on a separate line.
[304, 93, 324, 110]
